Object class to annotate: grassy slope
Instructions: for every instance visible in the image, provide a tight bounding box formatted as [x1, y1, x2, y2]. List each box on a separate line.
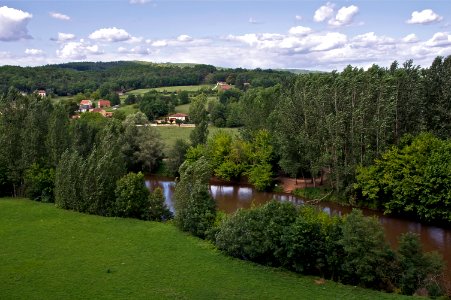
[0, 198, 410, 300]
[127, 84, 213, 95]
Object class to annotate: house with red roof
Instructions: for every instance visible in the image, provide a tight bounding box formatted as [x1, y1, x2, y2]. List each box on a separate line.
[213, 82, 232, 91]
[37, 90, 46, 97]
[167, 113, 189, 124]
[79, 100, 93, 112]
[98, 99, 111, 108]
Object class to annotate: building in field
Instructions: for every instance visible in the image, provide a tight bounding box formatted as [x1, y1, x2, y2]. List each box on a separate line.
[37, 90, 46, 97]
[79, 100, 93, 112]
[98, 99, 111, 108]
[213, 82, 232, 91]
[167, 113, 189, 123]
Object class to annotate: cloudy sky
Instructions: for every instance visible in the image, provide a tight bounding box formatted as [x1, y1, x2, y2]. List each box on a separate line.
[0, 0, 449, 70]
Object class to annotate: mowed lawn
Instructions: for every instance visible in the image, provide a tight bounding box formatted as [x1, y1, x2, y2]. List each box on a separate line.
[0, 199, 411, 300]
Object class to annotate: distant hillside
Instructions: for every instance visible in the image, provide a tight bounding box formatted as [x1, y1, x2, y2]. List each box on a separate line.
[0, 61, 294, 96]
[275, 68, 322, 74]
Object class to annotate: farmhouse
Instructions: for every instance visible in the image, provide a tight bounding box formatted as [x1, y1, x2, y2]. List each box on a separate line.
[98, 99, 111, 108]
[79, 100, 93, 112]
[167, 113, 189, 123]
[213, 82, 232, 91]
[37, 90, 46, 97]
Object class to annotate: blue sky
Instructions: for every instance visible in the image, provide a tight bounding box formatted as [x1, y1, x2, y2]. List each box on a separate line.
[0, 0, 450, 70]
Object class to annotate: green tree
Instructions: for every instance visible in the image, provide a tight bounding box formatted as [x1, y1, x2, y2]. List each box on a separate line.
[115, 172, 151, 219]
[47, 104, 70, 167]
[148, 187, 172, 221]
[166, 139, 190, 176]
[174, 157, 215, 238]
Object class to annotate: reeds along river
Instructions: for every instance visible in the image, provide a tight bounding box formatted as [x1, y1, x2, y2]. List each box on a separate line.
[145, 175, 451, 279]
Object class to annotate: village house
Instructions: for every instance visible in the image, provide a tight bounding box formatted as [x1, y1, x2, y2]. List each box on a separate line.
[98, 99, 111, 108]
[79, 100, 93, 112]
[167, 113, 189, 123]
[213, 82, 232, 91]
[37, 90, 46, 97]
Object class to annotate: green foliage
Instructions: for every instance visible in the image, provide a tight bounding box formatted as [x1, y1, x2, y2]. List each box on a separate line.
[24, 164, 55, 202]
[178, 90, 189, 105]
[398, 232, 445, 295]
[139, 91, 170, 121]
[174, 158, 216, 238]
[148, 187, 173, 221]
[354, 133, 451, 223]
[166, 139, 190, 176]
[339, 210, 397, 289]
[216, 201, 297, 265]
[115, 172, 151, 219]
[54, 150, 84, 210]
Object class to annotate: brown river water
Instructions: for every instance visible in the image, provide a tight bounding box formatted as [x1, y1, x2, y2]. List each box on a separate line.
[145, 175, 451, 279]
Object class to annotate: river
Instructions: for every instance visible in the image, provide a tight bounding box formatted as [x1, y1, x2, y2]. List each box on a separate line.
[145, 175, 451, 278]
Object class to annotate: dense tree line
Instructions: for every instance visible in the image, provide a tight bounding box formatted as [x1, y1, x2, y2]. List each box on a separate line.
[234, 56, 450, 195]
[0, 61, 293, 96]
[0, 88, 170, 220]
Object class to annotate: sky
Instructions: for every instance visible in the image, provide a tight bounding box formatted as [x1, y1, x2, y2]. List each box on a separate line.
[0, 0, 450, 71]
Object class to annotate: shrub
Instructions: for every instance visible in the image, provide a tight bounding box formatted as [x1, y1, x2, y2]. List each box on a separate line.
[174, 158, 216, 238]
[115, 172, 150, 219]
[215, 201, 297, 265]
[24, 163, 55, 202]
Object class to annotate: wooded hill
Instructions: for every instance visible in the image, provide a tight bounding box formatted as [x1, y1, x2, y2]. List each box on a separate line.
[0, 61, 293, 96]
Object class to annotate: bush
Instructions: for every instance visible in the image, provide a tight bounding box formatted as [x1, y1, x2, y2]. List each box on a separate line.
[24, 164, 55, 202]
[174, 158, 216, 238]
[115, 172, 150, 219]
[215, 201, 297, 265]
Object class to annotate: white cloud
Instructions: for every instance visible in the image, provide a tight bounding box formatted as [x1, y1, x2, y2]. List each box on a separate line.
[152, 40, 168, 47]
[295, 15, 302, 21]
[0, 6, 32, 41]
[49, 12, 70, 21]
[57, 40, 102, 60]
[407, 9, 442, 24]
[89, 27, 131, 42]
[314, 2, 334, 22]
[25, 48, 44, 56]
[351, 32, 394, 48]
[288, 26, 313, 36]
[402, 33, 419, 43]
[177, 34, 193, 42]
[54, 32, 76, 42]
[426, 32, 451, 47]
[130, 0, 151, 4]
[328, 5, 359, 27]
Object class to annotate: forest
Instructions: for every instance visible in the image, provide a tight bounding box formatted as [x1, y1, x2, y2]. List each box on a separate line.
[0, 61, 293, 96]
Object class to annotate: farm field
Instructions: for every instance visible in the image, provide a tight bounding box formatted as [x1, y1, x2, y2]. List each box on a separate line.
[0, 198, 411, 300]
[126, 84, 214, 95]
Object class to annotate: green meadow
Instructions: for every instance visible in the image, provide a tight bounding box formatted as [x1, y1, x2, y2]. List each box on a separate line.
[0, 198, 411, 300]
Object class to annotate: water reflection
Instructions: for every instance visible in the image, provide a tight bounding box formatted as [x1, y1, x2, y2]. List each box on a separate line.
[145, 175, 451, 278]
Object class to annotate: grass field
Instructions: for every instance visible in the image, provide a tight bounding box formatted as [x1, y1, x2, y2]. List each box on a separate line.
[175, 103, 190, 114]
[0, 198, 411, 300]
[126, 84, 213, 95]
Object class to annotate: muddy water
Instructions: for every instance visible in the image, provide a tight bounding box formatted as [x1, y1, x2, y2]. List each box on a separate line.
[145, 176, 451, 278]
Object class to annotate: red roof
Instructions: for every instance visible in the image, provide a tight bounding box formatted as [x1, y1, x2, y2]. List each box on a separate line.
[98, 99, 111, 107]
[169, 113, 188, 117]
[80, 100, 92, 105]
[220, 85, 232, 91]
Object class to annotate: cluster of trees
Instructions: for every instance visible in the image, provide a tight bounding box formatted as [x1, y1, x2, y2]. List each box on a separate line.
[185, 130, 274, 191]
[173, 181, 446, 297]
[216, 204, 445, 295]
[0, 88, 170, 220]
[0, 61, 293, 97]
[354, 133, 451, 224]
[234, 56, 450, 197]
